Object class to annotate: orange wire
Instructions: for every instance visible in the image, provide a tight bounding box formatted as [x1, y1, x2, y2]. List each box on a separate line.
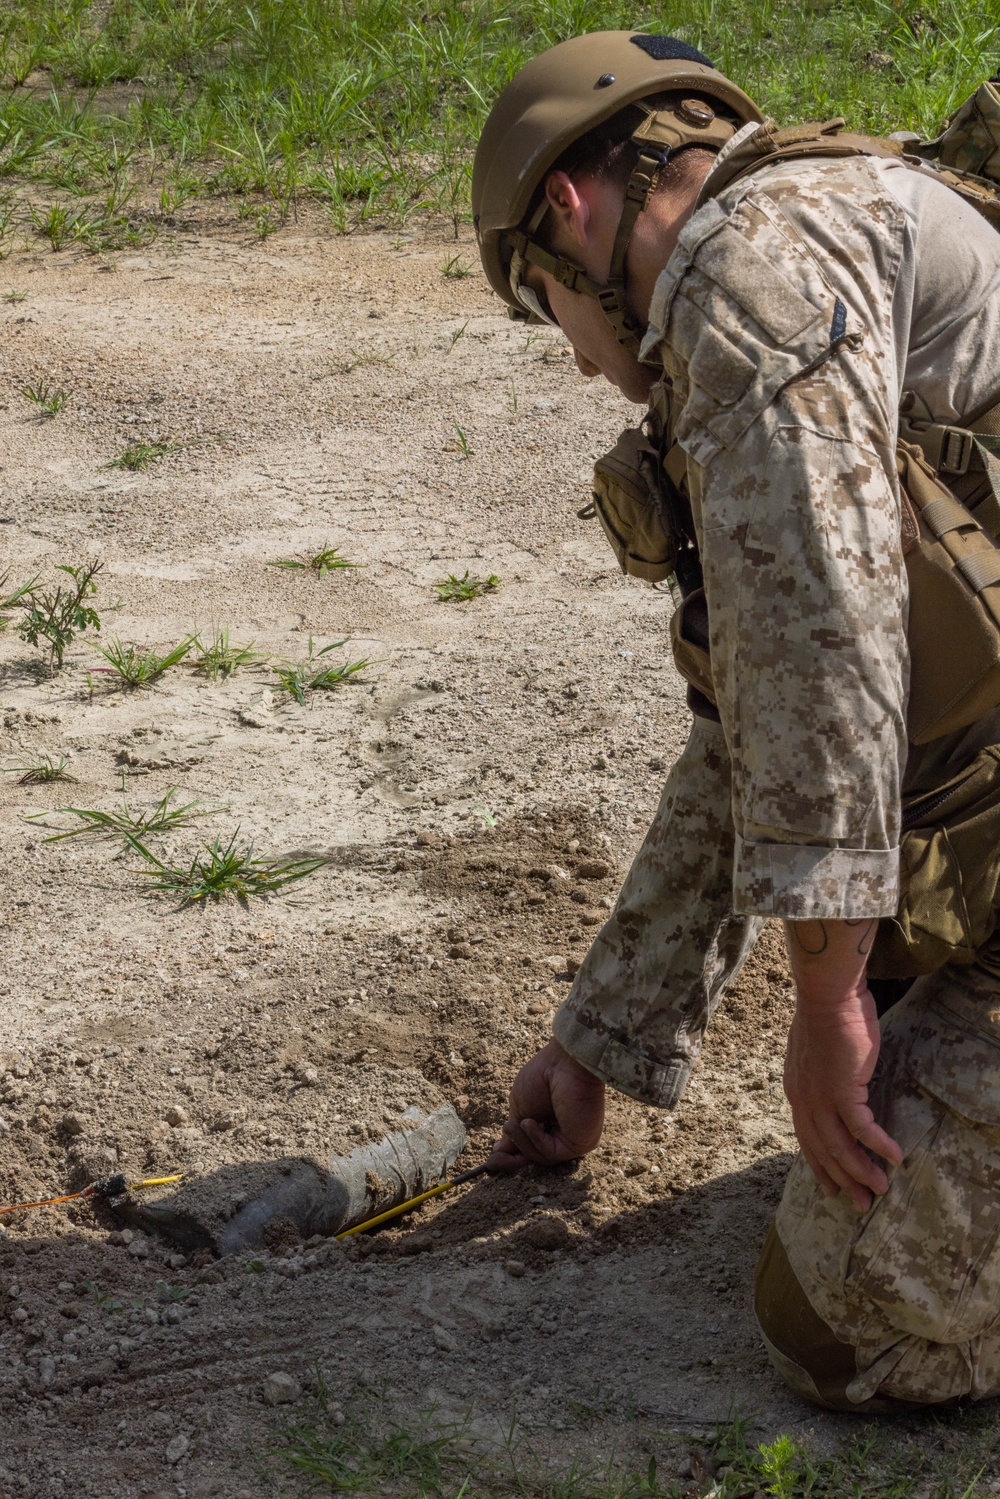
[0, 1189, 89, 1216]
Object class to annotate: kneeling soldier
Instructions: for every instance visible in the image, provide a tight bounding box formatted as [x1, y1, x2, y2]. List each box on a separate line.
[473, 31, 1000, 1409]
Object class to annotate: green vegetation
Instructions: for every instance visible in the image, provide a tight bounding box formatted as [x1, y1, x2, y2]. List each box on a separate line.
[435, 570, 500, 602]
[3, 753, 76, 785]
[271, 637, 374, 705]
[128, 831, 329, 904]
[92, 636, 192, 688]
[0, 1, 994, 247]
[265, 1395, 999, 1497]
[267, 543, 361, 577]
[19, 378, 71, 416]
[107, 438, 176, 471]
[188, 625, 265, 681]
[28, 784, 213, 842]
[0, 570, 39, 626]
[16, 560, 102, 673]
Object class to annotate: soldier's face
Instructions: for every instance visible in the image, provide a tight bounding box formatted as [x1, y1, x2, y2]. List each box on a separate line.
[525, 265, 657, 404]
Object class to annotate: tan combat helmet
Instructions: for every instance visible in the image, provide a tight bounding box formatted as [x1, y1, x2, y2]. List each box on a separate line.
[472, 32, 763, 355]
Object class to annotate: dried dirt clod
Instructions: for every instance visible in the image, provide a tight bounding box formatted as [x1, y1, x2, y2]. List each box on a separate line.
[60, 1112, 87, 1136]
[432, 1324, 458, 1353]
[165, 1105, 188, 1127]
[521, 1215, 570, 1251]
[165, 1433, 190, 1464]
[448, 944, 473, 960]
[504, 1259, 526, 1278]
[576, 860, 611, 880]
[262, 1372, 301, 1406]
[624, 1158, 651, 1177]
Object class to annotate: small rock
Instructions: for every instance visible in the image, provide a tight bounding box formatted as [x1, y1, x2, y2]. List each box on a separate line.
[295, 1066, 318, 1086]
[167, 1253, 187, 1270]
[12, 1058, 31, 1079]
[526, 999, 550, 1016]
[11, 1308, 28, 1323]
[262, 1371, 301, 1406]
[542, 955, 567, 974]
[61, 1113, 87, 1137]
[577, 860, 611, 880]
[522, 1215, 570, 1251]
[38, 1357, 55, 1388]
[165, 1433, 190, 1464]
[625, 1157, 651, 1177]
[448, 943, 473, 960]
[648, 756, 665, 771]
[504, 1259, 526, 1278]
[127, 1237, 149, 1259]
[165, 1105, 188, 1127]
[432, 1325, 458, 1353]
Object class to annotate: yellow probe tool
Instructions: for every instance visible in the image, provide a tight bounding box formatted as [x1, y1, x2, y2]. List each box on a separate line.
[335, 1163, 488, 1240]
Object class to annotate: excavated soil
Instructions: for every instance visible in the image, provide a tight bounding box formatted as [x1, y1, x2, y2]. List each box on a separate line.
[0, 207, 923, 1496]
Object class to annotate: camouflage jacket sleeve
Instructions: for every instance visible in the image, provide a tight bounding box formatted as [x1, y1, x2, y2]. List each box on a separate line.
[641, 156, 910, 920]
[553, 717, 761, 1108]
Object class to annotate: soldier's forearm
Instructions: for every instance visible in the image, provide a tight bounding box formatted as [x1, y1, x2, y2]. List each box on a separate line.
[783, 919, 877, 1010]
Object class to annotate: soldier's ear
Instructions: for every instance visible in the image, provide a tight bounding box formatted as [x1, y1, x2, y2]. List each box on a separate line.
[544, 170, 593, 252]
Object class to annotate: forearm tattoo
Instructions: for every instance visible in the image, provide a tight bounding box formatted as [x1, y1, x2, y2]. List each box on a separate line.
[791, 918, 876, 958]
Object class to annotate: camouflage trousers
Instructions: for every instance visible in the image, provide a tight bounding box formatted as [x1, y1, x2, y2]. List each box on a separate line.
[757, 964, 1000, 1410]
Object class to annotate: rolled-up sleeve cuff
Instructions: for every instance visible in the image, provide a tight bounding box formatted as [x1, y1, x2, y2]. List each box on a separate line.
[553, 1004, 692, 1110]
[733, 835, 899, 920]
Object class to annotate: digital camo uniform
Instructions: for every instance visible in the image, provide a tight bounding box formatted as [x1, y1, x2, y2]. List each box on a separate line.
[553, 137, 1000, 1407]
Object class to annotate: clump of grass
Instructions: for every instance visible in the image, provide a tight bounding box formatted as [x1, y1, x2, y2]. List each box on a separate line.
[128, 831, 329, 904]
[107, 439, 176, 472]
[271, 637, 373, 705]
[442, 255, 473, 278]
[445, 424, 475, 456]
[92, 637, 193, 689]
[2, 290, 27, 304]
[27, 784, 214, 843]
[435, 571, 500, 603]
[16, 560, 103, 673]
[19, 379, 71, 417]
[3, 754, 77, 785]
[334, 349, 394, 374]
[189, 625, 265, 681]
[267, 544, 361, 577]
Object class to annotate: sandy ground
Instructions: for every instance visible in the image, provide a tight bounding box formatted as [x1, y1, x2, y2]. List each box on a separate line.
[0, 209, 953, 1496]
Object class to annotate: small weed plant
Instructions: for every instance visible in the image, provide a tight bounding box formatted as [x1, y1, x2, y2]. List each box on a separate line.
[107, 439, 176, 472]
[29, 784, 214, 843]
[93, 637, 192, 689]
[442, 255, 473, 278]
[16, 561, 102, 673]
[435, 571, 500, 603]
[2, 291, 27, 305]
[335, 349, 394, 374]
[189, 625, 265, 681]
[19, 380, 71, 417]
[129, 831, 329, 904]
[267, 544, 360, 577]
[271, 637, 373, 705]
[4, 754, 77, 785]
[445, 424, 475, 456]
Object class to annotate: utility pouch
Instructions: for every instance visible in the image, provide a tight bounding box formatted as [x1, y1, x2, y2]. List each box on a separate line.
[917, 78, 1000, 186]
[589, 425, 677, 582]
[869, 745, 1000, 976]
[898, 440, 1000, 743]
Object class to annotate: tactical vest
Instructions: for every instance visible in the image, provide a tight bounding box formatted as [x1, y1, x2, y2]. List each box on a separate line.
[587, 80, 1000, 746]
[586, 83, 1000, 974]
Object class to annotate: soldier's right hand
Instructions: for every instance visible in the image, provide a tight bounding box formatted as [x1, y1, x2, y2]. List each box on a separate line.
[486, 1038, 606, 1173]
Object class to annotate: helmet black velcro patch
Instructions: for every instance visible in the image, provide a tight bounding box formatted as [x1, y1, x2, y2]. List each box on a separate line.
[629, 34, 714, 68]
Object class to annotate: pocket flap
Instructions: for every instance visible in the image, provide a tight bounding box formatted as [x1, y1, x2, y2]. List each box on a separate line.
[905, 987, 1000, 1125]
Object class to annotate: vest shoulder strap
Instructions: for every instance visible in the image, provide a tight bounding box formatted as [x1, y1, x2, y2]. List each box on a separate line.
[694, 117, 906, 208]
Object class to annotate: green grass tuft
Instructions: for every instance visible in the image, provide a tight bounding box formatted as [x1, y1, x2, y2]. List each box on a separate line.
[19, 379, 71, 416]
[92, 636, 193, 689]
[106, 439, 176, 472]
[128, 830, 329, 904]
[188, 625, 266, 681]
[435, 571, 500, 603]
[267, 543, 361, 577]
[271, 636, 374, 705]
[28, 784, 214, 843]
[3, 754, 77, 785]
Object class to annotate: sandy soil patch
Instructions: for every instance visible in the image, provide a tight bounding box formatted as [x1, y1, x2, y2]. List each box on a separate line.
[0, 211, 882, 1496]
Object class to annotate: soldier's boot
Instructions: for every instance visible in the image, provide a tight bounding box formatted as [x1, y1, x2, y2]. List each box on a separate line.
[754, 966, 1000, 1409]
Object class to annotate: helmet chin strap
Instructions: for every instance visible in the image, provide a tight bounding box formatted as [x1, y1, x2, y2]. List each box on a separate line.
[510, 99, 738, 359]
